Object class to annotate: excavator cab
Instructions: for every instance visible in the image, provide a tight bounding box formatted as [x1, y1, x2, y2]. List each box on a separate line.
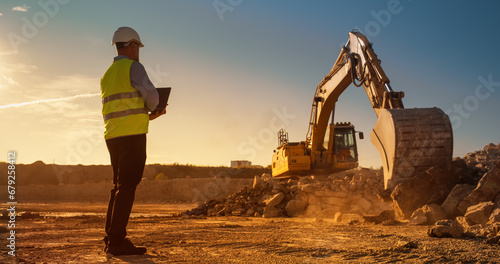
[333, 123, 358, 163]
[322, 122, 360, 171]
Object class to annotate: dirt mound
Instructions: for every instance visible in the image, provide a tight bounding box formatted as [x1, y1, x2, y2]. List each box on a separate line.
[184, 142, 500, 232]
[184, 168, 391, 219]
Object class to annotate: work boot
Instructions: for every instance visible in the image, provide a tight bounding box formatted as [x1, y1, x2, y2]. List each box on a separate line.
[106, 238, 147, 256]
[103, 236, 109, 253]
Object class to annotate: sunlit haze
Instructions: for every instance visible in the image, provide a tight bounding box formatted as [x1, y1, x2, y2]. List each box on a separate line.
[1, 1, 499, 168]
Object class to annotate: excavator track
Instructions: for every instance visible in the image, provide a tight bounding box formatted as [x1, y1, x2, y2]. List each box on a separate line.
[371, 108, 453, 190]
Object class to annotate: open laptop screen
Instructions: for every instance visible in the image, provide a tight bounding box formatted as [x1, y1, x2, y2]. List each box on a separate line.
[152, 87, 171, 114]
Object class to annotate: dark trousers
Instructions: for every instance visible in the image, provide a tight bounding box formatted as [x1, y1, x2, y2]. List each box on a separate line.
[105, 134, 147, 243]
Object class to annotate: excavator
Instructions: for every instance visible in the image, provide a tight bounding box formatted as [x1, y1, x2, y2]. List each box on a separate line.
[271, 31, 453, 190]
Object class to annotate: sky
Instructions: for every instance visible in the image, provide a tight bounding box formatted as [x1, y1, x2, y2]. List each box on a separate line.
[0, 0, 499, 168]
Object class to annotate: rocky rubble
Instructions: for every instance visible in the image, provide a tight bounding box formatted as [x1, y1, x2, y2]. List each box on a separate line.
[393, 143, 500, 222]
[183, 168, 392, 220]
[183, 142, 500, 244]
[463, 143, 500, 178]
[423, 143, 500, 244]
[456, 162, 500, 215]
[428, 219, 464, 238]
[409, 204, 446, 225]
[391, 158, 478, 219]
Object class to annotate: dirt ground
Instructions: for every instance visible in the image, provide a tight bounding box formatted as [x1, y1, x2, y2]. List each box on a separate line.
[1, 203, 499, 263]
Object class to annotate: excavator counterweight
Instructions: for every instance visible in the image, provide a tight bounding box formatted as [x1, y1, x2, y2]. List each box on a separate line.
[271, 31, 453, 191]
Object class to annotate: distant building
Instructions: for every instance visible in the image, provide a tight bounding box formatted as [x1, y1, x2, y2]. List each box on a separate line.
[231, 160, 252, 168]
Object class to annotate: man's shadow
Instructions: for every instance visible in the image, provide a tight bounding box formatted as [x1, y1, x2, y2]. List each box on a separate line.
[107, 253, 159, 264]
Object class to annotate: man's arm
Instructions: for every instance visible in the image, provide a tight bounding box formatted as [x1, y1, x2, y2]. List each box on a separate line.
[130, 62, 159, 111]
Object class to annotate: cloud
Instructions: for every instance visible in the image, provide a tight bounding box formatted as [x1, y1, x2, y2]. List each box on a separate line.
[0, 74, 103, 152]
[0, 63, 37, 89]
[12, 4, 30, 12]
[0, 90, 103, 149]
[0, 73, 100, 107]
[1, 75, 18, 86]
[2, 63, 38, 74]
[0, 50, 19, 56]
[0, 92, 105, 160]
[9, 74, 100, 101]
[0, 93, 100, 110]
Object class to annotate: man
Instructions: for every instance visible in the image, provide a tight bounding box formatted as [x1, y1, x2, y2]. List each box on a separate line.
[100, 26, 166, 256]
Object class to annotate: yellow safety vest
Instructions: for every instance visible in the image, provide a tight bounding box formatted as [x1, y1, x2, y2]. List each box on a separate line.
[100, 58, 149, 140]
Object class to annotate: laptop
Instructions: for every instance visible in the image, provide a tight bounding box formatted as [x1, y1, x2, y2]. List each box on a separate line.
[152, 87, 171, 114]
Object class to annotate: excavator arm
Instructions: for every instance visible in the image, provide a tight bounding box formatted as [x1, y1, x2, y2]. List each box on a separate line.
[307, 31, 453, 189]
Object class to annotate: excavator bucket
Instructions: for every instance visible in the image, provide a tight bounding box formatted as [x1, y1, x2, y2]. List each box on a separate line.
[370, 108, 453, 190]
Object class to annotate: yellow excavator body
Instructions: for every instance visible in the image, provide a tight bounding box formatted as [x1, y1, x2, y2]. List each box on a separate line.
[271, 31, 453, 190]
[272, 123, 360, 178]
[272, 142, 310, 178]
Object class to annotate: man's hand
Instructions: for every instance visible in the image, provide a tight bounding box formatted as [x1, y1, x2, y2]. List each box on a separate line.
[149, 108, 167, 120]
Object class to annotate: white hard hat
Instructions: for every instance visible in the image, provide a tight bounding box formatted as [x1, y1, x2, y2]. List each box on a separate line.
[112, 27, 144, 47]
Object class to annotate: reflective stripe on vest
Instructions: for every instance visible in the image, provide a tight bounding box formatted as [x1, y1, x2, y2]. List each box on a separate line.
[102, 91, 141, 104]
[103, 108, 149, 122]
[100, 58, 149, 140]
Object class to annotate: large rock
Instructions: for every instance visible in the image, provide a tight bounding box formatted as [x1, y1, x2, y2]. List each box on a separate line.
[410, 204, 447, 225]
[428, 219, 464, 238]
[363, 210, 395, 224]
[455, 216, 470, 233]
[302, 205, 322, 217]
[494, 193, 500, 204]
[341, 214, 364, 224]
[425, 204, 447, 224]
[441, 184, 475, 217]
[307, 193, 322, 206]
[410, 209, 428, 225]
[253, 176, 263, 189]
[488, 203, 500, 224]
[264, 192, 284, 208]
[457, 162, 500, 215]
[320, 196, 346, 207]
[314, 190, 347, 198]
[300, 183, 322, 193]
[285, 199, 307, 217]
[493, 223, 500, 236]
[295, 192, 309, 203]
[353, 197, 372, 213]
[333, 212, 343, 223]
[464, 201, 495, 226]
[262, 206, 280, 218]
[321, 203, 341, 212]
[261, 173, 272, 181]
[322, 208, 341, 218]
[463, 224, 489, 238]
[391, 160, 466, 219]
